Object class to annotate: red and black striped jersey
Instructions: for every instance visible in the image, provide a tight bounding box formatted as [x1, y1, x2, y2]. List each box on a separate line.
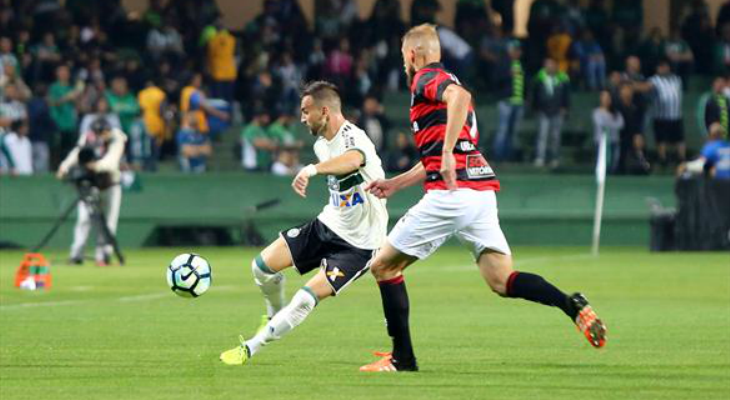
[410, 63, 499, 192]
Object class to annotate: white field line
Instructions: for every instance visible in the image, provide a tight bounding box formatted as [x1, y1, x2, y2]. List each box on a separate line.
[0, 285, 237, 311]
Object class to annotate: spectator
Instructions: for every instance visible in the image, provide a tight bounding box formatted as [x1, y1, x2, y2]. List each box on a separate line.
[27, 83, 55, 172]
[49, 64, 82, 158]
[177, 112, 212, 173]
[271, 144, 303, 176]
[127, 116, 155, 171]
[572, 30, 606, 90]
[241, 110, 275, 172]
[30, 32, 62, 83]
[411, 0, 440, 26]
[267, 112, 302, 148]
[385, 131, 418, 173]
[649, 60, 686, 166]
[638, 28, 665, 77]
[678, 122, 730, 179]
[325, 37, 353, 88]
[138, 79, 169, 166]
[0, 63, 31, 101]
[592, 90, 624, 173]
[492, 39, 525, 162]
[681, 0, 715, 75]
[616, 84, 651, 174]
[360, 95, 390, 153]
[531, 58, 570, 169]
[664, 29, 694, 88]
[546, 25, 572, 74]
[78, 97, 122, 138]
[698, 76, 730, 137]
[437, 26, 474, 81]
[180, 72, 229, 136]
[0, 36, 19, 75]
[0, 128, 14, 174]
[715, 23, 730, 75]
[206, 22, 237, 103]
[274, 51, 303, 112]
[146, 19, 185, 62]
[105, 76, 140, 135]
[0, 84, 28, 130]
[2, 120, 32, 175]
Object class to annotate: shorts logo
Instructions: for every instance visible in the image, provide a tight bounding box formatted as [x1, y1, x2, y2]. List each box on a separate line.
[326, 267, 345, 281]
[465, 154, 494, 179]
[287, 228, 300, 238]
[327, 175, 340, 191]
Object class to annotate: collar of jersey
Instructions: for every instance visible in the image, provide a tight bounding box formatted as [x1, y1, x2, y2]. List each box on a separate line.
[323, 120, 350, 144]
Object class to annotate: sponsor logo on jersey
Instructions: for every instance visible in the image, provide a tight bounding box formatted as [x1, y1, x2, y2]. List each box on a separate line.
[465, 154, 494, 179]
[326, 267, 345, 281]
[287, 228, 300, 238]
[330, 191, 365, 208]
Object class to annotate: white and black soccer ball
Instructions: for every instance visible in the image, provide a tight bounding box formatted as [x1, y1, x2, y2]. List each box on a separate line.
[166, 253, 211, 298]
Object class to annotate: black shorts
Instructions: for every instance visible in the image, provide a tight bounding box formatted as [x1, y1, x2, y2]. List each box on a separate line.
[280, 219, 375, 295]
[653, 119, 684, 144]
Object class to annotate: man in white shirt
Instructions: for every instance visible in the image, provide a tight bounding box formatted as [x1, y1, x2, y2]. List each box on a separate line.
[57, 118, 127, 266]
[3, 120, 32, 175]
[221, 81, 388, 365]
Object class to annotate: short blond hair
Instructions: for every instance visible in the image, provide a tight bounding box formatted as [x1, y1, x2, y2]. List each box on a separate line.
[402, 23, 441, 56]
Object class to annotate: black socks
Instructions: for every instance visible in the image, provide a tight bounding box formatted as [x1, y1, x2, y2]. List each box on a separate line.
[506, 271, 578, 320]
[378, 275, 418, 370]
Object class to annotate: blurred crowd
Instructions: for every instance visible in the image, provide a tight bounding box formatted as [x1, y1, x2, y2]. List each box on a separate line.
[0, 0, 729, 179]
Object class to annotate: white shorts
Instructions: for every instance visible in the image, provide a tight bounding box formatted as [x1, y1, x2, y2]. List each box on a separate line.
[388, 189, 511, 260]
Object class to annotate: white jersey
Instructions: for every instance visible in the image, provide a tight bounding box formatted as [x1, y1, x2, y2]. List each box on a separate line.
[314, 121, 388, 250]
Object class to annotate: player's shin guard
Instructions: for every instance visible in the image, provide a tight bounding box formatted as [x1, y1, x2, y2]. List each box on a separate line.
[245, 287, 318, 356]
[506, 271, 577, 320]
[378, 276, 417, 370]
[251, 255, 286, 318]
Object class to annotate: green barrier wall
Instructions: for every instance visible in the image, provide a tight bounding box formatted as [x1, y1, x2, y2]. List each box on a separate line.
[0, 173, 675, 249]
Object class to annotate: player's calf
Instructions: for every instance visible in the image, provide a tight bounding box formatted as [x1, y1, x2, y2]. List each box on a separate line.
[251, 254, 286, 319]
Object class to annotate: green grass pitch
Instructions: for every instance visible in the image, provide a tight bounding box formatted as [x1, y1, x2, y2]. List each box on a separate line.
[1, 246, 728, 399]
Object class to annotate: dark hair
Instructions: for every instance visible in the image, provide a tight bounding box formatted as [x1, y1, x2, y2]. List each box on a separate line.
[301, 80, 341, 110]
[91, 118, 111, 134]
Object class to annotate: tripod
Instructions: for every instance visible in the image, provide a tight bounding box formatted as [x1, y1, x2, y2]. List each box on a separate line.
[33, 183, 125, 265]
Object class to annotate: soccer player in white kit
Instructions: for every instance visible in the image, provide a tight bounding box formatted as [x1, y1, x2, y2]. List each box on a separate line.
[359, 24, 607, 372]
[221, 81, 388, 365]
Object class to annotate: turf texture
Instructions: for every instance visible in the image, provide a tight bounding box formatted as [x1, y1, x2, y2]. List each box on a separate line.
[0, 247, 728, 399]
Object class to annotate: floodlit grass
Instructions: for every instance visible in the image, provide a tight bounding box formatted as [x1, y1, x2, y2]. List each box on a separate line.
[1, 247, 728, 399]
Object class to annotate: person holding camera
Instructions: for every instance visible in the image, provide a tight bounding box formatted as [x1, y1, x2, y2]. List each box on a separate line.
[57, 118, 127, 266]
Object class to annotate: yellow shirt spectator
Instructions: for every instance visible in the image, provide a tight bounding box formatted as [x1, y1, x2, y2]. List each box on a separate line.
[207, 30, 237, 81]
[138, 85, 167, 143]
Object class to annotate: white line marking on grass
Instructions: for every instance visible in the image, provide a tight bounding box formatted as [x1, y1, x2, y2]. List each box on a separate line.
[117, 293, 170, 302]
[0, 299, 86, 310]
[0, 285, 239, 311]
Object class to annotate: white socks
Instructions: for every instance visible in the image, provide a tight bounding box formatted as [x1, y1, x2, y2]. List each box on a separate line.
[252, 256, 286, 318]
[246, 288, 318, 356]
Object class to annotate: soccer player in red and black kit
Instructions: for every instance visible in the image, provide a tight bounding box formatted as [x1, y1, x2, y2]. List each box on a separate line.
[360, 24, 607, 372]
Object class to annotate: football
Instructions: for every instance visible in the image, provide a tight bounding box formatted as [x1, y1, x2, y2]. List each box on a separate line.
[166, 253, 212, 298]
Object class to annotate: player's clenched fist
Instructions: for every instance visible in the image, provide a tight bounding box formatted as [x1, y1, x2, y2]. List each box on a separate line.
[292, 164, 318, 198]
[365, 179, 397, 199]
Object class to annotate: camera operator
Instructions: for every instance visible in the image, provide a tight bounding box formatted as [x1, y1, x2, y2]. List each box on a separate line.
[57, 118, 127, 265]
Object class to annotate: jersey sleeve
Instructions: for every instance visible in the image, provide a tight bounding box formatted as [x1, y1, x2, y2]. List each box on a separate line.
[414, 70, 459, 103]
[342, 128, 374, 167]
[701, 142, 718, 162]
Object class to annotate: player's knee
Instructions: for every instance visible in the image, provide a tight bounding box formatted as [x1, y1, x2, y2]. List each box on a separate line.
[251, 254, 283, 285]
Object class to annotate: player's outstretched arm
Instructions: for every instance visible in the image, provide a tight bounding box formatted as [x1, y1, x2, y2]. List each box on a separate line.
[441, 84, 472, 190]
[366, 162, 426, 199]
[292, 150, 364, 198]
